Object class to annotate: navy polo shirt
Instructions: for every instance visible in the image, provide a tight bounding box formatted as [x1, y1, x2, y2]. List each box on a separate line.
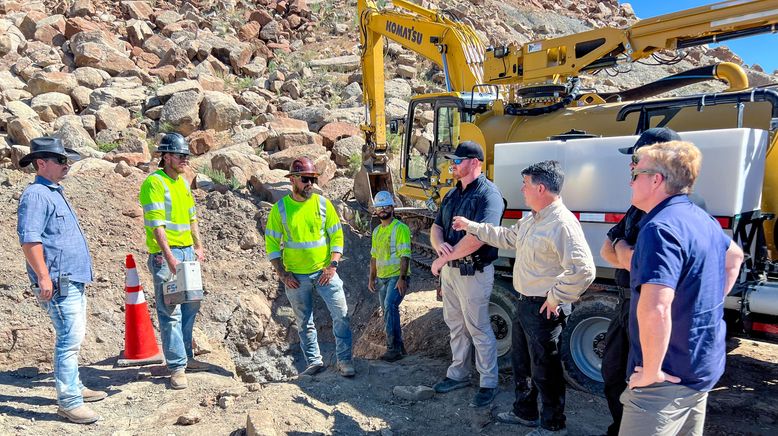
[629, 194, 731, 392]
[434, 173, 503, 263]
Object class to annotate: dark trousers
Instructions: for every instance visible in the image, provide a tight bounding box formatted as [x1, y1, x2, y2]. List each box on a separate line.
[511, 298, 569, 431]
[601, 297, 631, 436]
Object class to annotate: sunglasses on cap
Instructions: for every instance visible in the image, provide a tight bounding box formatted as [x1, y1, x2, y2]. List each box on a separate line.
[294, 175, 317, 184]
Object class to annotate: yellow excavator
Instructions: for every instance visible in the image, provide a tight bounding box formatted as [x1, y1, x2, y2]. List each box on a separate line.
[355, 0, 778, 393]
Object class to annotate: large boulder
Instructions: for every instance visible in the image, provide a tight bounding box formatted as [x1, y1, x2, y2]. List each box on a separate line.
[53, 119, 99, 157]
[286, 106, 333, 132]
[200, 91, 241, 132]
[237, 91, 269, 116]
[126, 19, 154, 47]
[385, 78, 413, 100]
[102, 129, 151, 167]
[7, 118, 45, 146]
[73, 67, 110, 88]
[95, 105, 131, 131]
[156, 79, 202, 103]
[248, 168, 290, 203]
[70, 30, 137, 76]
[266, 144, 336, 186]
[5, 100, 40, 120]
[89, 77, 147, 110]
[331, 136, 365, 167]
[231, 126, 271, 149]
[0, 71, 26, 92]
[318, 122, 362, 149]
[209, 143, 270, 187]
[27, 71, 78, 96]
[30, 92, 74, 122]
[187, 129, 217, 155]
[0, 20, 26, 56]
[122, 1, 154, 20]
[160, 90, 203, 136]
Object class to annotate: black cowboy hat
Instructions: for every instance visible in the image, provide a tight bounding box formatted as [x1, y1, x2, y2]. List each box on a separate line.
[19, 137, 81, 167]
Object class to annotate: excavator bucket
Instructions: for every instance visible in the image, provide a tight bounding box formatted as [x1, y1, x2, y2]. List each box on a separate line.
[353, 166, 395, 209]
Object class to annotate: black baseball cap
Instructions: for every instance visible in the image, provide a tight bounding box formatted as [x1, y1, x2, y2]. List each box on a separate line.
[619, 127, 681, 155]
[444, 141, 485, 161]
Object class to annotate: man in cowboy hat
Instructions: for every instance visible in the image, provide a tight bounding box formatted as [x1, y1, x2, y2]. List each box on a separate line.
[139, 132, 207, 390]
[264, 156, 355, 377]
[17, 137, 107, 424]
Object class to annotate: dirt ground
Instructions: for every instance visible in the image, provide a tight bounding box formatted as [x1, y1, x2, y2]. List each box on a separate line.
[1, 166, 777, 435]
[1, 289, 776, 435]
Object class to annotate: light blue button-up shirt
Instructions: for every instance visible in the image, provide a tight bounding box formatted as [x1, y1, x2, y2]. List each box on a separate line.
[17, 175, 93, 285]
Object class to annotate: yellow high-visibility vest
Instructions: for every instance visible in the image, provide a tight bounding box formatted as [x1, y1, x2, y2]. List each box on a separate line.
[371, 219, 411, 278]
[265, 194, 344, 274]
[139, 170, 196, 253]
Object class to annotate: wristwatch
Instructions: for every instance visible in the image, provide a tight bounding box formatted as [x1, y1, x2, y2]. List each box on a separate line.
[611, 237, 622, 249]
[330, 260, 339, 268]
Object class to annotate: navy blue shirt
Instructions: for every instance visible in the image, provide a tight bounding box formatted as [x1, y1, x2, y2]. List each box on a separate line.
[434, 173, 503, 263]
[17, 175, 93, 285]
[629, 194, 731, 392]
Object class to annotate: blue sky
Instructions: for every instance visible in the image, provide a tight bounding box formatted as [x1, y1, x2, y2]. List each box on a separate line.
[625, 0, 778, 73]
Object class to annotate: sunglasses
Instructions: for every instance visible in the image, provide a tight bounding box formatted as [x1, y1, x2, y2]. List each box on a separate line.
[375, 206, 393, 212]
[631, 155, 640, 165]
[45, 156, 68, 165]
[171, 153, 189, 160]
[631, 168, 662, 182]
[295, 175, 317, 184]
[451, 158, 470, 165]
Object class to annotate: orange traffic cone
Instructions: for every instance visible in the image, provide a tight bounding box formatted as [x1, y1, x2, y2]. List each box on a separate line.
[117, 254, 164, 367]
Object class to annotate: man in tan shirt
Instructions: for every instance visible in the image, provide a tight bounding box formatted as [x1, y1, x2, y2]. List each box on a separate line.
[453, 160, 595, 436]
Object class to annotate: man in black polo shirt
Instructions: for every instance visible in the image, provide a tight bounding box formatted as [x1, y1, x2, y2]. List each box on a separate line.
[429, 141, 504, 408]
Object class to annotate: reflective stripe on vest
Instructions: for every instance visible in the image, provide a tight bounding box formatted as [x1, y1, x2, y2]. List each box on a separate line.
[150, 173, 191, 232]
[277, 195, 329, 249]
[375, 221, 403, 269]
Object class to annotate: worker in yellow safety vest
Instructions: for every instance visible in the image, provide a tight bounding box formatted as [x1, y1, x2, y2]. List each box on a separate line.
[265, 156, 355, 377]
[368, 190, 411, 362]
[139, 132, 207, 390]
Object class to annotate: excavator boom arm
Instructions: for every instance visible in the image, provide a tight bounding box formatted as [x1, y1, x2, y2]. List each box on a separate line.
[483, 0, 778, 86]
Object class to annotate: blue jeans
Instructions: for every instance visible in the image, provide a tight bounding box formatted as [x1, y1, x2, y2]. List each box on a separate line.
[285, 271, 352, 365]
[45, 281, 87, 411]
[148, 246, 200, 371]
[377, 276, 404, 351]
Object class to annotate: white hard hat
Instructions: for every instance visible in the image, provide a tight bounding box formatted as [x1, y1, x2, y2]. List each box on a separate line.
[373, 191, 394, 207]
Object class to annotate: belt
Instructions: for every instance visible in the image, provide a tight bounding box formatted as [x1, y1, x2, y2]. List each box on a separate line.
[446, 258, 491, 268]
[517, 293, 547, 303]
[618, 287, 631, 300]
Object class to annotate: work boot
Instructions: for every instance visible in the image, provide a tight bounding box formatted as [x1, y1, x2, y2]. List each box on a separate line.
[381, 348, 403, 362]
[170, 369, 188, 390]
[470, 387, 498, 408]
[337, 360, 356, 377]
[57, 405, 100, 424]
[81, 387, 107, 403]
[433, 377, 470, 393]
[186, 358, 209, 372]
[496, 410, 540, 427]
[299, 362, 326, 376]
[526, 427, 568, 436]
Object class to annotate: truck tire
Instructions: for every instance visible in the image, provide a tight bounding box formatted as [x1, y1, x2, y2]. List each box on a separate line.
[489, 278, 520, 371]
[560, 294, 619, 395]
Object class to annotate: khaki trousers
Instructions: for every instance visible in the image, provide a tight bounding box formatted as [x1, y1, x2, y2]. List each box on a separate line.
[441, 264, 498, 388]
[619, 382, 708, 436]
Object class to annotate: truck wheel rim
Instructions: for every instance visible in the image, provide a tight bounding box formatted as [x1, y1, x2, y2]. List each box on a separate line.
[489, 302, 512, 358]
[570, 316, 609, 383]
